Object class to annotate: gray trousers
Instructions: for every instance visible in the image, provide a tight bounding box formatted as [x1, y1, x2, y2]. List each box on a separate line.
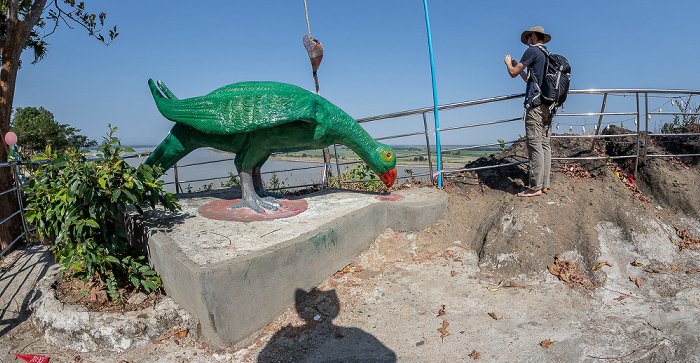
[524, 104, 554, 190]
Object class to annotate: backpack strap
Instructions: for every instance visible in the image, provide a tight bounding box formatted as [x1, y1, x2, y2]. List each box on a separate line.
[532, 45, 557, 112]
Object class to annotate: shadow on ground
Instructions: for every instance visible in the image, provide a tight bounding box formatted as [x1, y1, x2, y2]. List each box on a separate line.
[257, 288, 396, 363]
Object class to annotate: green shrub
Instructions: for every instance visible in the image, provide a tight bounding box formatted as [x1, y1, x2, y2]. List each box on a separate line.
[661, 96, 700, 134]
[331, 161, 385, 191]
[23, 126, 180, 300]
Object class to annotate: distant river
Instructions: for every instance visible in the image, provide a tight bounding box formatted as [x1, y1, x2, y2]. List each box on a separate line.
[124, 147, 430, 194]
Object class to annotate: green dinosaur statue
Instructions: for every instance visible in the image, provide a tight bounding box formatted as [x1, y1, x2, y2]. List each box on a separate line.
[144, 79, 397, 213]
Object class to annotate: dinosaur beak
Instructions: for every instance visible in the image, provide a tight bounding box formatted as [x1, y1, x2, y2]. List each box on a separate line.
[379, 167, 397, 188]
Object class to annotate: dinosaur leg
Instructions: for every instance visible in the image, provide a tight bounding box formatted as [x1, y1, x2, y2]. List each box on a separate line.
[230, 168, 281, 213]
[253, 166, 285, 200]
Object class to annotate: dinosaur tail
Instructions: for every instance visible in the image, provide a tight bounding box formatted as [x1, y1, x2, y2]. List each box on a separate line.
[148, 78, 213, 125]
[155, 80, 179, 100]
[148, 78, 186, 122]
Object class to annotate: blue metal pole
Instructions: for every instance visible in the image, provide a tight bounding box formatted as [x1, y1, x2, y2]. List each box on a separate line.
[422, 0, 442, 188]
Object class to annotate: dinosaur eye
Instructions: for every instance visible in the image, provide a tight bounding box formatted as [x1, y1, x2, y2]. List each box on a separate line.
[382, 150, 394, 162]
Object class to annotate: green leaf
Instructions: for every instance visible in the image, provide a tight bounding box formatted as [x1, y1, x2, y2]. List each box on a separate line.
[129, 276, 140, 289]
[122, 190, 136, 203]
[85, 219, 99, 228]
[141, 279, 157, 292]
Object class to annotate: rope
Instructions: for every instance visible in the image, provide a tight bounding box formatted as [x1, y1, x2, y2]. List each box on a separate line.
[303, 0, 312, 37]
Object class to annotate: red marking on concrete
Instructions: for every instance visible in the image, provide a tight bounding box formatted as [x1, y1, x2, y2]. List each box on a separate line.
[375, 194, 405, 202]
[198, 198, 308, 222]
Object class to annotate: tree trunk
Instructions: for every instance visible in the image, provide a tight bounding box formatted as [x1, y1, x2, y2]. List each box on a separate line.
[0, 24, 24, 251]
[0, 0, 47, 250]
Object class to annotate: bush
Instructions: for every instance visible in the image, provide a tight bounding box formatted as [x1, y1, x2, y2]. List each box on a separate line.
[661, 96, 700, 134]
[23, 126, 180, 303]
[330, 161, 385, 191]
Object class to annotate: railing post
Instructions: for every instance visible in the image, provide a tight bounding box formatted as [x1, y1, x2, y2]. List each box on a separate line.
[173, 163, 182, 193]
[333, 144, 341, 189]
[11, 161, 29, 245]
[422, 112, 434, 183]
[634, 93, 641, 178]
[644, 93, 649, 158]
[322, 148, 332, 189]
[591, 92, 608, 152]
[422, 0, 442, 188]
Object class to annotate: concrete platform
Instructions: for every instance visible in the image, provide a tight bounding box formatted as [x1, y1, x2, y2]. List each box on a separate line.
[127, 187, 448, 347]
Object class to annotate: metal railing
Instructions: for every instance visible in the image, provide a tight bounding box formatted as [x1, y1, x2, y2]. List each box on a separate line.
[2, 88, 698, 257]
[161, 89, 699, 192]
[0, 161, 31, 258]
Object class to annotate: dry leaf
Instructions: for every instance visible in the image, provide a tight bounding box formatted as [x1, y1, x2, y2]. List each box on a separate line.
[686, 269, 700, 274]
[438, 320, 450, 342]
[644, 267, 670, 274]
[591, 261, 613, 271]
[644, 322, 664, 332]
[670, 265, 679, 271]
[488, 312, 503, 320]
[631, 260, 644, 267]
[487, 280, 506, 292]
[673, 227, 700, 250]
[469, 349, 482, 359]
[540, 340, 557, 348]
[614, 295, 630, 302]
[630, 276, 643, 287]
[451, 270, 457, 277]
[175, 328, 188, 339]
[548, 254, 592, 289]
[437, 305, 446, 317]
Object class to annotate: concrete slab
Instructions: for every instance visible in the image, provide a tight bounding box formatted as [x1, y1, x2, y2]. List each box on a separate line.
[127, 187, 448, 348]
[0, 244, 59, 339]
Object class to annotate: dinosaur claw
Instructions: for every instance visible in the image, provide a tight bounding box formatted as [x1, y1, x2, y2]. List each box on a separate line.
[230, 196, 283, 214]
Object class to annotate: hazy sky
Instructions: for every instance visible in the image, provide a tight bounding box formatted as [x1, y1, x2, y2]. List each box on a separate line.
[12, 1, 700, 146]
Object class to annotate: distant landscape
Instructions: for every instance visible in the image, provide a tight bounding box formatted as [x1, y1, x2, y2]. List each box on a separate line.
[268, 145, 500, 169]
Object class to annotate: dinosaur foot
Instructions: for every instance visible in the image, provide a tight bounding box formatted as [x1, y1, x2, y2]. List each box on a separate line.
[260, 191, 285, 199]
[230, 196, 283, 214]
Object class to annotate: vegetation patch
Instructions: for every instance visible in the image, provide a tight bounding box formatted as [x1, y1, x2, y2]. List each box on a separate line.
[23, 126, 179, 308]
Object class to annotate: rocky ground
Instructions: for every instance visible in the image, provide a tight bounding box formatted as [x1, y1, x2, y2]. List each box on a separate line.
[1, 127, 699, 362]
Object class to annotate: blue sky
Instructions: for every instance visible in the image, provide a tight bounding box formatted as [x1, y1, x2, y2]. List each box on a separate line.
[12, 0, 700, 146]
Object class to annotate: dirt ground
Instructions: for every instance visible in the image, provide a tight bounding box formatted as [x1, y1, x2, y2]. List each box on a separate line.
[1, 127, 699, 362]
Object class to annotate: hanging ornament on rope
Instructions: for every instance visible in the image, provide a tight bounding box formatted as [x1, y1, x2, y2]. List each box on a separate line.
[303, 36, 323, 79]
[569, 126, 572, 132]
[582, 126, 585, 134]
[671, 99, 675, 106]
[634, 118, 637, 125]
[556, 123, 559, 130]
[303, 0, 323, 95]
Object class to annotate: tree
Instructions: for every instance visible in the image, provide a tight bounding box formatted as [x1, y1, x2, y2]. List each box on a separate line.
[0, 0, 117, 250]
[11, 106, 97, 152]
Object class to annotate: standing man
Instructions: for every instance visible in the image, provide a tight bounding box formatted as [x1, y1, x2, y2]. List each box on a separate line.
[504, 26, 553, 197]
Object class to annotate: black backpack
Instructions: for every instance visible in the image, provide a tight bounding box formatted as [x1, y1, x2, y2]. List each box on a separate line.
[529, 45, 571, 110]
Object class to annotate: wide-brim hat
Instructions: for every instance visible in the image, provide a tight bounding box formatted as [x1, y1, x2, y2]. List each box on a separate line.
[521, 26, 551, 44]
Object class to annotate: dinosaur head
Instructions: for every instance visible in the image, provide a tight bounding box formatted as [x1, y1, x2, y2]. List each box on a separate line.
[372, 144, 397, 188]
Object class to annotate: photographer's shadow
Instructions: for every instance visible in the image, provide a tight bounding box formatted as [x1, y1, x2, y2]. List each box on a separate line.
[258, 288, 396, 363]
